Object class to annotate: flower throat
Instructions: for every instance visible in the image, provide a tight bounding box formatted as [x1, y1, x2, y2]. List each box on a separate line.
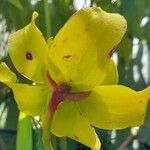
[46, 71, 91, 116]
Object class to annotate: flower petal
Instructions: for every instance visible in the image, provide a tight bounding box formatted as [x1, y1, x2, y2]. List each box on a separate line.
[102, 60, 118, 85]
[49, 7, 127, 90]
[79, 85, 150, 129]
[8, 83, 51, 116]
[8, 11, 48, 83]
[51, 102, 100, 150]
[0, 63, 16, 83]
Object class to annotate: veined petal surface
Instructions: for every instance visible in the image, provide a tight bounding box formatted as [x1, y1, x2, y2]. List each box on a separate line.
[51, 101, 100, 150]
[8, 11, 48, 83]
[49, 7, 127, 91]
[79, 85, 150, 129]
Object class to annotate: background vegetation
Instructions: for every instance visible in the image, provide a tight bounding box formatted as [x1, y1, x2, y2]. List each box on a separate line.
[0, 0, 150, 149]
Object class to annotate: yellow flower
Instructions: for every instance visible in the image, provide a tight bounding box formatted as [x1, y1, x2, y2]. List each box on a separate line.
[0, 7, 149, 150]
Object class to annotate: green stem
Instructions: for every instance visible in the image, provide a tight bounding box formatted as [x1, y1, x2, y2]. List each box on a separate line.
[59, 137, 67, 150]
[41, 113, 54, 150]
[52, 135, 58, 150]
[43, 0, 51, 38]
[16, 112, 32, 150]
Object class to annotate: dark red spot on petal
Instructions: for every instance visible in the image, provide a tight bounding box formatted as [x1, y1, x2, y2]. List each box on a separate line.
[85, 28, 88, 32]
[47, 71, 58, 91]
[79, 112, 82, 116]
[108, 47, 116, 58]
[46, 71, 91, 118]
[74, 136, 79, 140]
[21, 71, 25, 75]
[123, 25, 127, 29]
[26, 52, 33, 60]
[139, 100, 142, 103]
[62, 38, 67, 43]
[62, 55, 72, 59]
[53, 44, 56, 47]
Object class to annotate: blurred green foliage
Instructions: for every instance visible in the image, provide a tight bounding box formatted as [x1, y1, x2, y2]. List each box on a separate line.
[0, 0, 150, 150]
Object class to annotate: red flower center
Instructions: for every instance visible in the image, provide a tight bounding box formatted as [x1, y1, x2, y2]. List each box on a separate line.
[46, 72, 91, 116]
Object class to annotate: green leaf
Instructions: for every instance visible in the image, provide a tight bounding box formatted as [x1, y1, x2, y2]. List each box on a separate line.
[17, 112, 32, 150]
[41, 112, 54, 150]
[118, 36, 132, 64]
[120, 0, 145, 38]
[8, 0, 23, 10]
[143, 21, 150, 43]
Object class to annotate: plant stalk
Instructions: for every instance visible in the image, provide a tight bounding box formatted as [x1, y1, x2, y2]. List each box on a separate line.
[16, 112, 32, 150]
[43, 0, 51, 38]
[59, 137, 67, 150]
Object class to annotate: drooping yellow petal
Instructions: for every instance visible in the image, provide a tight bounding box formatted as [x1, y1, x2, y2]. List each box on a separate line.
[79, 85, 150, 129]
[102, 60, 118, 85]
[0, 63, 50, 116]
[0, 63, 16, 83]
[8, 11, 48, 83]
[49, 7, 127, 91]
[8, 83, 51, 116]
[51, 102, 100, 150]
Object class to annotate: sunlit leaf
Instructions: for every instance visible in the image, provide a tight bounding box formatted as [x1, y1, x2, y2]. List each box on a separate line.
[8, 0, 23, 10]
